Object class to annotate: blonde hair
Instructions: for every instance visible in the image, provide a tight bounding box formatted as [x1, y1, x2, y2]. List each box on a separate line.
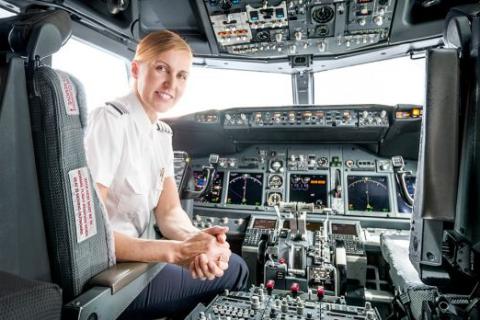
[134, 30, 192, 62]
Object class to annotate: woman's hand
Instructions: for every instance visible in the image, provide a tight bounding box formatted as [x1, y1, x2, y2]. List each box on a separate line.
[190, 226, 231, 280]
[175, 226, 231, 279]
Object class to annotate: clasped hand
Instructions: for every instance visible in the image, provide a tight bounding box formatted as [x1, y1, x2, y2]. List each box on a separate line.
[179, 226, 231, 280]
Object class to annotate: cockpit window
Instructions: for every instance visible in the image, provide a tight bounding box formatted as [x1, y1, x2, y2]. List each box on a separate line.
[52, 38, 130, 112]
[314, 56, 426, 106]
[161, 68, 293, 118]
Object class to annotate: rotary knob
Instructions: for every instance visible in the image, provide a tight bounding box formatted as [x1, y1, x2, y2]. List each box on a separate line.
[294, 31, 302, 41]
[275, 33, 283, 42]
[318, 41, 326, 52]
[373, 15, 384, 26]
[251, 295, 260, 310]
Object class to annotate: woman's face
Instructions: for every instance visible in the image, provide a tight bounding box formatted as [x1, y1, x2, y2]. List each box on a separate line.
[131, 48, 192, 119]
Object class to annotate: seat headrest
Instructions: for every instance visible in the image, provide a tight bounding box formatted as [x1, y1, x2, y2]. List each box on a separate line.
[1, 10, 71, 60]
[443, 4, 480, 53]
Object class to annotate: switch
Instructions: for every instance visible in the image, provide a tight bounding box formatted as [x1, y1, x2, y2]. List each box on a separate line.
[290, 282, 300, 297]
[266, 280, 275, 295]
[317, 286, 325, 300]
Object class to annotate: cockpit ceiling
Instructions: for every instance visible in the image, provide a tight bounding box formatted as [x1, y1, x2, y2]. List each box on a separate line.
[3, 0, 478, 64]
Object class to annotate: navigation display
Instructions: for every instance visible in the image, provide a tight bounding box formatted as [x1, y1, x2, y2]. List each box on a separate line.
[193, 171, 224, 204]
[227, 172, 264, 206]
[396, 175, 416, 213]
[253, 218, 277, 229]
[289, 174, 328, 208]
[347, 175, 390, 212]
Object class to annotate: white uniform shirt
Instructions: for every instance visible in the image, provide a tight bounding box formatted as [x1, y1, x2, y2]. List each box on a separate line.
[84, 92, 175, 237]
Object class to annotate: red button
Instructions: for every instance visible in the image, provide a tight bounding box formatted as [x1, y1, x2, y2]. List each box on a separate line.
[290, 282, 300, 295]
[279, 258, 286, 264]
[266, 280, 275, 290]
[317, 286, 325, 300]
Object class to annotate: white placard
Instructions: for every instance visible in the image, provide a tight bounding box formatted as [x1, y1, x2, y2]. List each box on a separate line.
[57, 71, 79, 115]
[69, 167, 97, 243]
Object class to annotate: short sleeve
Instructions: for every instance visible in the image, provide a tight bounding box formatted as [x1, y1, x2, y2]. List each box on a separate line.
[84, 106, 126, 187]
[165, 135, 175, 178]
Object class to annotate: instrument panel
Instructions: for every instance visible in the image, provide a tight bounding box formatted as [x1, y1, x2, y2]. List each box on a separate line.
[191, 144, 416, 218]
[203, 0, 397, 58]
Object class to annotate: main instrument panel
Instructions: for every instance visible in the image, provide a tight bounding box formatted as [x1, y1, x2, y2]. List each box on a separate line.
[192, 144, 416, 218]
[203, 0, 397, 58]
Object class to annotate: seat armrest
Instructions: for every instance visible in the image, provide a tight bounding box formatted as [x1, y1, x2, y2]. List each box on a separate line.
[65, 263, 165, 320]
[89, 262, 159, 294]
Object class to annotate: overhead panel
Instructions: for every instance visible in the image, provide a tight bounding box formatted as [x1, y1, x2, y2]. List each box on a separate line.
[204, 0, 397, 58]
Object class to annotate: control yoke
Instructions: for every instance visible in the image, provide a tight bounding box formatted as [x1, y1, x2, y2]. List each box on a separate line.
[392, 155, 414, 206]
[182, 154, 219, 200]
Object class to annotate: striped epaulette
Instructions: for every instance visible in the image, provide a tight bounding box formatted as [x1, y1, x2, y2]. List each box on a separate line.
[156, 120, 173, 135]
[105, 101, 129, 116]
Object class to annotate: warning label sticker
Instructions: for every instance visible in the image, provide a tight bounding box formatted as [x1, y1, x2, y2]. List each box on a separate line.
[69, 168, 97, 243]
[57, 71, 79, 116]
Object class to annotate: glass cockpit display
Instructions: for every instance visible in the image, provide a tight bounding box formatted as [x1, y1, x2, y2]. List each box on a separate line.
[347, 175, 390, 212]
[227, 172, 264, 206]
[289, 174, 328, 208]
[193, 171, 224, 203]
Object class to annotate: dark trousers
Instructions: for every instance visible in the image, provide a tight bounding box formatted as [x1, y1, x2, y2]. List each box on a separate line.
[119, 253, 249, 319]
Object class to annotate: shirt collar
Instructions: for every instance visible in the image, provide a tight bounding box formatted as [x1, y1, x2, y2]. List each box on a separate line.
[120, 91, 159, 135]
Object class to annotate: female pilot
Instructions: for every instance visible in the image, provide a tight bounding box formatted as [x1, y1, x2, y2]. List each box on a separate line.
[85, 30, 248, 319]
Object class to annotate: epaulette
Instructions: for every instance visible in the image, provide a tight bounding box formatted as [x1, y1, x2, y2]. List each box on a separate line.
[105, 101, 129, 116]
[157, 120, 173, 135]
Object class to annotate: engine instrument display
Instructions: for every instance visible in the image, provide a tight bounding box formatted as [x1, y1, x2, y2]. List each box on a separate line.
[347, 175, 390, 212]
[193, 171, 224, 204]
[253, 218, 277, 229]
[227, 172, 264, 206]
[331, 223, 357, 236]
[396, 175, 416, 213]
[289, 174, 328, 208]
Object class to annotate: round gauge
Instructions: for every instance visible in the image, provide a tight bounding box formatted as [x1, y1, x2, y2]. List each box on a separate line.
[270, 160, 283, 172]
[315, 25, 329, 37]
[311, 6, 335, 24]
[227, 172, 264, 206]
[347, 176, 390, 212]
[256, 30, 271, 42]
[267, 192, 282, 206]
[268, 174, 283, 188]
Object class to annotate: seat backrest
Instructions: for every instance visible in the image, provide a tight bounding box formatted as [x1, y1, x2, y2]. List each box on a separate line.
[0, 16, 51, 283]
[7, 9, 115, 301]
